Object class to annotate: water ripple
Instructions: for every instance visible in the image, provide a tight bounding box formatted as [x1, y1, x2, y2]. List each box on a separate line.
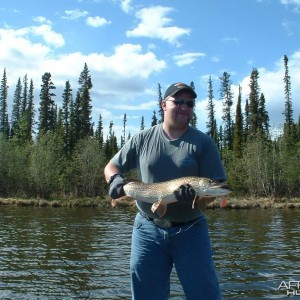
[0, 207, 299, 299]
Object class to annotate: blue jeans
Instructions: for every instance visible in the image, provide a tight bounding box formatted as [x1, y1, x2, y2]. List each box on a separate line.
[130, 212, 221, 300]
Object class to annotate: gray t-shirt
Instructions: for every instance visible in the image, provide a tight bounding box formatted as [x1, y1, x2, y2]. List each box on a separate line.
[110, 124, 226, 222]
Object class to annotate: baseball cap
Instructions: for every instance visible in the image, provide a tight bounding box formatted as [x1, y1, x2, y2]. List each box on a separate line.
[164, 82, 197, 99]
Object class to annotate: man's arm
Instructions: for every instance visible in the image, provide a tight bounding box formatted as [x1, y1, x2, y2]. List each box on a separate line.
[104, 161, 122, 183]
[104, 162, 126, 199]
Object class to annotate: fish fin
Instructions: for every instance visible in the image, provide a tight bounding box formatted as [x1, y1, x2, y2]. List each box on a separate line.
[192, 193, 199, 209]
[111, 196, 133, 207]
[151, 201, 167, 217]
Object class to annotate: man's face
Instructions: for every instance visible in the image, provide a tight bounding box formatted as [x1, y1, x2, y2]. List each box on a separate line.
[162, 90, 195, 128]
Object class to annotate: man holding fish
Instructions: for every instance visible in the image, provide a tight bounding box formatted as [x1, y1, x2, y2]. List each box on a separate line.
[104, 82, 228, 300]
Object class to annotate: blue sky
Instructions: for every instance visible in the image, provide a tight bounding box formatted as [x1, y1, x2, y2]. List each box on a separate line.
[1, 0, 300, 139]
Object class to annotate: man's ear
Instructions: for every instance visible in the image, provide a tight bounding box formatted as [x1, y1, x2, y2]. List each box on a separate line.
[161, 100, 167, 111]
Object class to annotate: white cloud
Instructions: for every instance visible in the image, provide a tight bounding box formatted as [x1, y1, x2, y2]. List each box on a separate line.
[126, 6, 190, 46]
[0, 23, 166, 139]
[32, 16, 52, 25]
[221, 37, 239, 44]
[1, 24, 65, 49]
[0, 26, 62, 74]
[30, 24, 65, 48]
[280, 0, 300, 12]
[32, 44, 166, 102]
[0, 24, 166, 105]
[0, 29, 50, 78]
[210, 56, 220, 63]
[173, 52, 206, 67]
[89, 44, 166, 79]
[280, 0, 300, 5]
[120, 0, 133, 13]
[86, 16, 111, 27]
[282, 19, 298, 35]
[106, 100, 157, 110]
[62, 9, 89, 20]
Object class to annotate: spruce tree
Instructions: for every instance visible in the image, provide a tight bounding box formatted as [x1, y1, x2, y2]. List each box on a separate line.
[233, 85, 243, 158]
[38, 72, 56, 137]
[26, 79, 35, 140]
[140, 116, 145, 131]
[157, 83, 164, 123]
[105, 121, 118, 158]
[189, 81, 197, 128]
[151, 110, 157, 127]
[15, 79, 35, 143]
[206, 76, 217, 141]
[283, 54, 295, 147]
[11, 75, 33, 144]
[283, 55, 294, 127]
[248, 68, 260, 136]
[0, 68, 9, 137]
[11, 77, 22, 137]
[95, 114, 104, 148]
[77, 63, 93, 139]
[61, 80, 73, 155]
[80, 86, 93, 138]
[121, 113, 127, 147]
[70, 91, 81, 149]
[297, 115, 300, 142]
[21, 74, 28, 114]
[220, 72, 233, 150]
[218, 125, 224, 157]
[258, 93, 270, 139]
[244, 98, 250, 141]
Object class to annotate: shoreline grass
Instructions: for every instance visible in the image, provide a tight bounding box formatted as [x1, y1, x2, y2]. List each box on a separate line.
[0, 196, 300, 209]
[0, 197, 112, 208]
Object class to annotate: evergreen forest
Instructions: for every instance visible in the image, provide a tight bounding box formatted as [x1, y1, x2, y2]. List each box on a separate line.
[0, 56, 299, 201]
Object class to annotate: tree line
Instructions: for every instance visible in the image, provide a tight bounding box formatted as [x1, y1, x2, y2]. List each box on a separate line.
[0, 56, 299, 200]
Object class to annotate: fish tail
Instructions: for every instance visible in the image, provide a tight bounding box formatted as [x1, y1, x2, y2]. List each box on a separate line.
[111, 196, 133, 207]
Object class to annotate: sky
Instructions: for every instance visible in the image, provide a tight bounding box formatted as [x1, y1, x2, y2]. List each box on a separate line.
[1, 0, 300, 139]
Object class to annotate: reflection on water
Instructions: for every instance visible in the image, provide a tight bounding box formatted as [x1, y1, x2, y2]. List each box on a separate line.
[0, 206, 299, 299]
[210, 210, 300, 299]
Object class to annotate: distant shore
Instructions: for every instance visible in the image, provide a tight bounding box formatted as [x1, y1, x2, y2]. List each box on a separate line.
[0, 196, 300, 209]
[207, 197, 300, 209]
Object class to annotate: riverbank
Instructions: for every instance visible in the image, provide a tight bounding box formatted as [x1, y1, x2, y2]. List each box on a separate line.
[0, 196, 300, 209]
[0, 197, 111, 208]
[207, 197, 300, 209]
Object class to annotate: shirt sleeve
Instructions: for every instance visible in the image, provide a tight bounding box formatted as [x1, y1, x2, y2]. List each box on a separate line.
[110, 135, 138, 173]
[198, 136, 226, 181]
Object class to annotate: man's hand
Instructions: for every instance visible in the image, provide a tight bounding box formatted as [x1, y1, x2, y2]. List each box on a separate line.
[174, 184, 196, 205]
[108, 175, 126, 199]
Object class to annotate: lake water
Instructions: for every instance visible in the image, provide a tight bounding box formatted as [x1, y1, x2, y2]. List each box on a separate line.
[0, 206, 299, 299]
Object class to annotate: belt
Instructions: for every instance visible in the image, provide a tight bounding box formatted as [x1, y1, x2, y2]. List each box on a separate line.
[139, 212, 199, 228]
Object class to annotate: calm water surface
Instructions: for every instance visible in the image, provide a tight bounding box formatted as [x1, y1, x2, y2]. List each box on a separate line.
[0, 206, 299, 299]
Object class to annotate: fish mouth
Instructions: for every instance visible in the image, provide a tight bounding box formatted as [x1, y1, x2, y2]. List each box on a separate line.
[202, 185, 231, 196]
[211, 181, 231, 190]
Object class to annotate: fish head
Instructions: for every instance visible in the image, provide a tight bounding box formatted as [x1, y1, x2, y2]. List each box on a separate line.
[191, 177, 232, 197]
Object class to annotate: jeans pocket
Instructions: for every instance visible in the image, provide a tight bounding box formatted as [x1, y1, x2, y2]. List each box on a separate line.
[133, 213, 147, 229]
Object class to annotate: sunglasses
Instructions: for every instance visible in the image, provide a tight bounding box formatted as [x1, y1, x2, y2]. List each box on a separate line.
[166, 98, 195, 108]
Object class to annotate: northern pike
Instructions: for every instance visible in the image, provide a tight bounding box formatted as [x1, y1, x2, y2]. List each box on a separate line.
[111, 176, 232, 217]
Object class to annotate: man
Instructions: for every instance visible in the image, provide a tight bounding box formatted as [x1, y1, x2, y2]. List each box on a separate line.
[104, 82, 225, 299]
